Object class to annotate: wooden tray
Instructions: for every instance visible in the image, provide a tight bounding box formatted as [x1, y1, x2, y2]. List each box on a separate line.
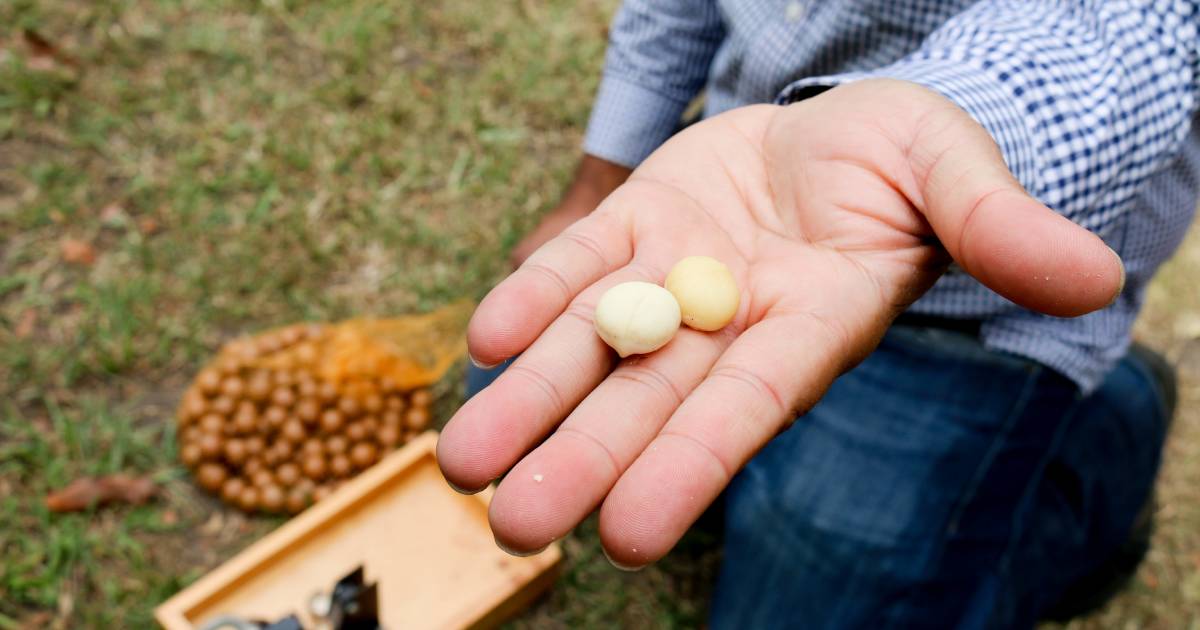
[155, 431, 561, 629]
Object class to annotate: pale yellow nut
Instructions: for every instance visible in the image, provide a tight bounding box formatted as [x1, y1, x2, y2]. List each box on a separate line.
[665, 256, 740, 332]
[594, 281, 681, 357]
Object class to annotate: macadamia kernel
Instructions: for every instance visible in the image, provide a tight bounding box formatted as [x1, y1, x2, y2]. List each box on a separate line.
[665, 256, 740, 331]
[594, 281, 681, 357]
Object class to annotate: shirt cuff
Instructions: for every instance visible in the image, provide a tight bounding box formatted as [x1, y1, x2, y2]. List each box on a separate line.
[776, 58, 1040, 197]
[583, 73, 690, 169]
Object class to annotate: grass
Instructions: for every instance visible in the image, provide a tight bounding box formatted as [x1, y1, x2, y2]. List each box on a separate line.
[0, 1, 1196, 628]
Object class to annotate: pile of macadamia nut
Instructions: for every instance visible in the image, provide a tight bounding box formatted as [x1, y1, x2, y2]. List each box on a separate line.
[595, 255, 740, 357]
[176, 324, 432, 515]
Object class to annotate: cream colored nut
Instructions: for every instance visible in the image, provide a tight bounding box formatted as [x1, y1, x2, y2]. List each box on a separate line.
[665, 256, 740, 331]
[594, 281, 681, 357]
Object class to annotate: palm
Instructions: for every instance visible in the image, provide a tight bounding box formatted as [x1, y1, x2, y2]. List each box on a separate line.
[625, 103, 949, 356]
[438, 80, 1122, 567]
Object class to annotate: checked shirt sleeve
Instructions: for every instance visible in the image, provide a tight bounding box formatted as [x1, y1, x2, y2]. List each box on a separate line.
[778, 0, 1200, 235]
[583, 1, 725, 168]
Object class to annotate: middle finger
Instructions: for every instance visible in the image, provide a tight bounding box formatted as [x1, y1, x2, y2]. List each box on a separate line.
[486, 314, 739, 553]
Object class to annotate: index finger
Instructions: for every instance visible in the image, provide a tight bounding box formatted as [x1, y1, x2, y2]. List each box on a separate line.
[467, 209, 632, 367]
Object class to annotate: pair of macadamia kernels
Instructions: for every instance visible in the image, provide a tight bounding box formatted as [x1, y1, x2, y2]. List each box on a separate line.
[595, 256, 740, 357]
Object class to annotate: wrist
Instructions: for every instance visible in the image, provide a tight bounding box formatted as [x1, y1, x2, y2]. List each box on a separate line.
[564, 155, 633, 209]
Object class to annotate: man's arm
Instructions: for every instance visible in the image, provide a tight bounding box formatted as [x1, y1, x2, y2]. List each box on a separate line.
[584, 0, 725, 168]
[511, 1, 723, 266]
[779, 0, 1200, 235]
[439, 2, 1199, 568]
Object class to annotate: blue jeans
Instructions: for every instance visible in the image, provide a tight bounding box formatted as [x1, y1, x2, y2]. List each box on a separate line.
[466, 323, 1169, 628]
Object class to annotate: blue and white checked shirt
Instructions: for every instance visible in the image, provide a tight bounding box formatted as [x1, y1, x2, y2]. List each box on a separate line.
[584, 0, 1200, 392]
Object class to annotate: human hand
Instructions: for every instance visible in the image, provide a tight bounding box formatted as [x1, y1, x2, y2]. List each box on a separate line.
[509, 155, 632, 268]
[439, 79, 1123, 568]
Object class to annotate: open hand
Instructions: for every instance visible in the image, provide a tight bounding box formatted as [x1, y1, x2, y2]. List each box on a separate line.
[438, 79, 1123, 568]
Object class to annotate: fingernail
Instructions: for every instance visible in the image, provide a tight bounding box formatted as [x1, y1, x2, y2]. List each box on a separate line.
[494, 536, 550, 557]
[601, 546, 646, 572]
[1108, 246, 1126, 306]
[445, 478, 487, 495]
[469, 353, 501, 370]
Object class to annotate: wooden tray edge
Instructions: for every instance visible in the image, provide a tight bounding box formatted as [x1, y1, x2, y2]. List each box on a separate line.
[154, 431, 562, 629]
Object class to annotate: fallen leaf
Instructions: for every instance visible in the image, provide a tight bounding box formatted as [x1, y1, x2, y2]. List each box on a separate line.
[160, 509, 179, 525]
[15, 308, 37, 338]
[137, 216, 161, 235]
[60, 238, 97, 265]
[22, 28, 80, 70]
[23, 29, 57, 57]
[45, 474, 158, 512]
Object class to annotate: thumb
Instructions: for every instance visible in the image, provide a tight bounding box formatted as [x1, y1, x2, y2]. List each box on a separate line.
[911, 105, 1124, 318]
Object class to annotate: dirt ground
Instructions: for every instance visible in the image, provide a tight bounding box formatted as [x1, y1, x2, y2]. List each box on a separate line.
[0, 1, 1197, 628]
